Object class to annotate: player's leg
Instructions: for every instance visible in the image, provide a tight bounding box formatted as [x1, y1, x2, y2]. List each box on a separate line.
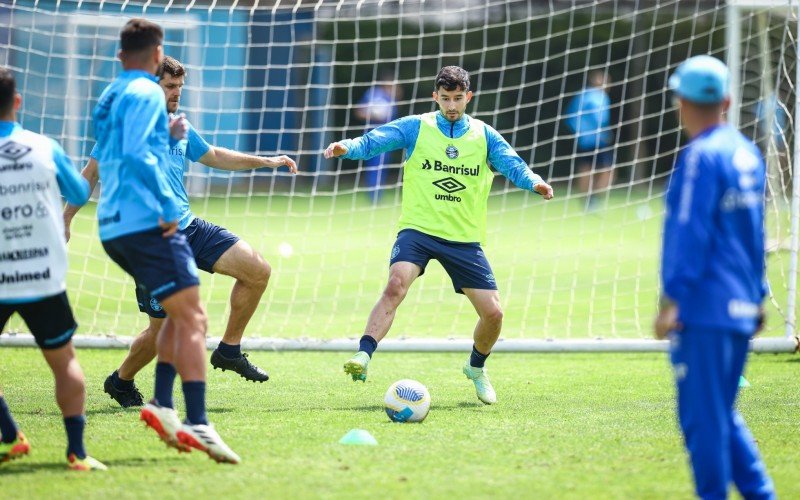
[207, 238, 270, 382]
[589, 152, 614, 210]
[726, 334, 775, 499]
[670, 326, 729, 498]
[461, 289, 502, 405]
[21, 293, 106, 470]
[0, 306, 27, 463]
[344, 261, 422, 382]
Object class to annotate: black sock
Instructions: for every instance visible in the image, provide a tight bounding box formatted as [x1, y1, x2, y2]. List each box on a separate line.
[470, 345, 490, 368]
[359, 335, 378, 358]
[111, 371, 134, 391]
[217, 341, 241, 359]
[154, 362, 177, 409]
[182, 381, 208, 426]
[64, 415, 86, 459]
[0, 396, 19, 443]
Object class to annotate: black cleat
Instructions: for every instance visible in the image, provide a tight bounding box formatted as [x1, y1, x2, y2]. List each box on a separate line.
[103, 371, 145, 408]
[210, 350, 269, 383]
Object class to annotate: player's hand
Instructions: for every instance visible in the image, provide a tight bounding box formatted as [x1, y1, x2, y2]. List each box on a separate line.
[169, 113, 188, 141]
[755, 307, 766, 335]
[653, 303, 679, 340]
[159, 218, 179, 238]
[534, 182, 554, 200]
[263, 155, 297, 173]
[63, 214, 73, 242]
[324, 142, 348, 159]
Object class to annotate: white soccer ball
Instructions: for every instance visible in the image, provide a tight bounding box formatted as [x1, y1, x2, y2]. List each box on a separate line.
[384, 379, 431, 423]
[278, 241, 294, 258]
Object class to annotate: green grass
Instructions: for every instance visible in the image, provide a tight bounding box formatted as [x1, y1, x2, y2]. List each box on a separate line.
[0, 349, 797, 498]
[6, 189, 796, 340]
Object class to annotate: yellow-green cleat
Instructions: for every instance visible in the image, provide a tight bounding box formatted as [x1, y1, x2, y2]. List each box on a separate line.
[67, 454, 108, 471]
[343, 351, 370, 382]
[0, 431, 30, 463]
[463, 362, 497, 405]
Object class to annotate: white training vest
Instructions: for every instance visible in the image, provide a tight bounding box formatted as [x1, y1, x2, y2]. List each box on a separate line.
[0, 129, 68, 300]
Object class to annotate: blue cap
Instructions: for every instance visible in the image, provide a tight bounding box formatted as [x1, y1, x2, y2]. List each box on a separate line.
[668, 55, 729, 104]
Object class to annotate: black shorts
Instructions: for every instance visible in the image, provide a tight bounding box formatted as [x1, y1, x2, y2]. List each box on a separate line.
[0, 292, 77, 349]
[390, 229, 497, 294]
[102, 228, 200, 307]
[137, 218, 239, 318]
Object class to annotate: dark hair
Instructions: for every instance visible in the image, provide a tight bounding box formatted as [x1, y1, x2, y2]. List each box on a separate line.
[0, 67, 16, 116]
[157, 56, 186, 79]
[120, 18, 163, 53]
[434, 66, 470, 92]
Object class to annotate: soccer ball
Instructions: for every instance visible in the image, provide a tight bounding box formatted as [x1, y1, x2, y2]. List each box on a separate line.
[384, 379, 431, 423]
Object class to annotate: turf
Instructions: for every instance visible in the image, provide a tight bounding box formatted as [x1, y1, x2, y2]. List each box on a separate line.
[0, 348, 797, 498]
[7, 190, 795, 340]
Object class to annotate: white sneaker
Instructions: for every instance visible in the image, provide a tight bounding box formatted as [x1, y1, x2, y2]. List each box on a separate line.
[462, 362, 497, 405]
[177, 423, 241, 464]
[140, 401, 191, 453]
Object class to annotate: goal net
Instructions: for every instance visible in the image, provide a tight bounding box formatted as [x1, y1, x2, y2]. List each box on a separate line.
[1, 0, 797, 346]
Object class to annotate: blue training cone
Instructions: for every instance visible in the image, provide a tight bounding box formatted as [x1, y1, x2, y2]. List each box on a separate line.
[339, 429, 378, 446]
[739, 376, 751, 388]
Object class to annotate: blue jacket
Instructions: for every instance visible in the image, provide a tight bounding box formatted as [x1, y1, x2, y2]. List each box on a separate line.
[340, 112, 543, 192]
[661, 124, 767, 335]
[92, 70, 180, 241]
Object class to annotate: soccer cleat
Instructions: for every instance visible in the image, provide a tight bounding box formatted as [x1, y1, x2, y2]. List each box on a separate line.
[177, 423, 240, 464]
[67, 454, 108, 471]
[104, 372, 145, 408]
[0, 431, 30, 463]
[343, 351, 370, 382]
[210, 350, 269, 383]
[462, 362, 497, 405]
[140, 401, 191, 453]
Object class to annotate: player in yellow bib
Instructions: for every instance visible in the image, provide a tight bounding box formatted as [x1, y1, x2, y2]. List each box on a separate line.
[324, 66, 553, 404]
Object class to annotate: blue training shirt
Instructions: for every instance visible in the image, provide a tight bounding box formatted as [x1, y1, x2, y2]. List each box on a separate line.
[92, 70, 181, 241]
[565, 87, 612, 151]
[91, 117, 210, 230]
[339, 112, 543, 192]
[661, 124, 767, 335]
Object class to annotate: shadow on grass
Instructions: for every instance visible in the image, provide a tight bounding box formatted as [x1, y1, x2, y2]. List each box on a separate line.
[0, 456, 173, 475]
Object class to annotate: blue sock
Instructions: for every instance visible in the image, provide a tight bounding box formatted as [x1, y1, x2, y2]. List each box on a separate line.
[154, 362, 177, 409]
[470, 345, 490, 368]
[217, 341, 241, 359]
[111, 371, 134, 391]
[182, 381, 208, 426]
[64, 415, 86, 459]
[0, 396, 19, 443]
[359, 335, 378, 358]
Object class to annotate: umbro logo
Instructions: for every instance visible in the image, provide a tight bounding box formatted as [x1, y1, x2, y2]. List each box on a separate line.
[0, 141, 32, 161]
[432, 177, 466, 194]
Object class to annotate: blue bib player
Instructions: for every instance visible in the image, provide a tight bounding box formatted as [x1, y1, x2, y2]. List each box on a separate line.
[655, 55, 775, 499]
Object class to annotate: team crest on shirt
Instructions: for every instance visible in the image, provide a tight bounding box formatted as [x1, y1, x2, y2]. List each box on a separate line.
[445, 144, 459, 159]
[150, 298, 163, 312]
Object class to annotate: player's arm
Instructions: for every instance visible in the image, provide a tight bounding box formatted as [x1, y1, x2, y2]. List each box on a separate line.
[485, 125, 553, 199]
[62, 156, 99, 242]
[198, 147, 297, 173]
[655, 150, 718, 338]
[52, 139, 90, 207]
[324, 115, 419, 160]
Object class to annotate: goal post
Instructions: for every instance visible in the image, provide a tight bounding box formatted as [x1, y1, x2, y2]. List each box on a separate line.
[0, 0, 798, 353]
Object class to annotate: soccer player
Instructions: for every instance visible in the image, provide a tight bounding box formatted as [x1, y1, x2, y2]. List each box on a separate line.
[324, 66, 554, 404]
[0, 67, 105, 470]
[64, 55, 297, 408]
[655, 55, 775, 498]
[92, 19, 238, 463]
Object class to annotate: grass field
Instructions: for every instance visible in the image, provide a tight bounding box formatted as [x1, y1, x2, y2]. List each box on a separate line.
[6, 189, 796, 341]
[0, 348, 797, 498]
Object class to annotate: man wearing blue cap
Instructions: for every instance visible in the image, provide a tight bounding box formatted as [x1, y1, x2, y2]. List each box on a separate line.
[655, 55, 775, 499]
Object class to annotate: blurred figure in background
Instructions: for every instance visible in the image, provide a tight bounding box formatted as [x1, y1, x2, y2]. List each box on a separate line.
[354, 71, 401, 204]
[565, 70, 613, 211]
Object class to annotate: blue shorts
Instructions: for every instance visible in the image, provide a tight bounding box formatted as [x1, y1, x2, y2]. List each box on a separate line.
[577, 147, 613, 171]
[103, 228, 200, 306]
[136, 218, 239, 318]
[390, 229, 497, 294]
